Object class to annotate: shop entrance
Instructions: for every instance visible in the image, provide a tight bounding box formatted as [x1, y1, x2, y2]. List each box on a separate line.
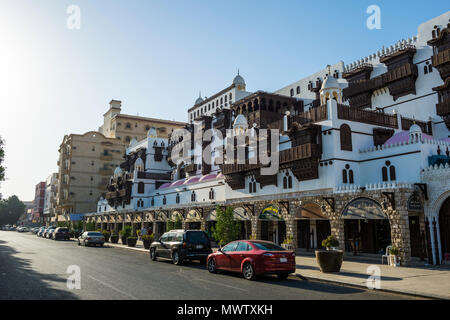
[258, 204, 285, 245]
[295, 203, 330, 250]
[409, 215, 422, 257]
[187, 222, 201, 230]
[343, 198, 391, 254]
[439, 197, 450, 259]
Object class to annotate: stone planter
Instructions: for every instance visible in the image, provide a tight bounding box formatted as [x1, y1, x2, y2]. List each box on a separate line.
[103, 234, 110, 243]
[315, 249, 344, 273]
[110, 235, 119, 244]
[121, 236, 127, 245]
[127, 237, 137, 247]
[281, 243, 294, 251]
[143, 239, 152, 250]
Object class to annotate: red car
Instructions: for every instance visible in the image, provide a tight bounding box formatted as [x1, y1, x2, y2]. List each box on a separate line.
[206, 240, 295, 280]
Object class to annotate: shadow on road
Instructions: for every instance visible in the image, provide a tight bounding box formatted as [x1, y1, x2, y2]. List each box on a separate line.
[295, 264, 402, 281]
[0, 239, 79, 300]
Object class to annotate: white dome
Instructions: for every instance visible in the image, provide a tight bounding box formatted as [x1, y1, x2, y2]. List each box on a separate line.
[147, 127, 157, 138]
[321, 75, 340, 90]
[233, 74, 246, 86]
[409, 123, 422, 135]
[195, 93, 204, 105]
[114, 166, 123, 176]
[233, 114, 248, 130]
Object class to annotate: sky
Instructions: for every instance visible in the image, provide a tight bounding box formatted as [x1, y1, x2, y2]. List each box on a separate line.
[0, 0, 448, 201]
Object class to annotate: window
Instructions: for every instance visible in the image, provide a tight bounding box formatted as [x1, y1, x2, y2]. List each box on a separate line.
[125, 136, 131, 142]
[382, 161, 396, 181]
[342, 164, 354, 184]
[342, 169, 348, 184]
[296, 86, 300, 94]
[249, 178, 257, 193]
[151, 198, 154, 206]
[349, 170, 354, 184]
[290, 88, 294, 96]
[163, 196, 166, 205]
[340, 124, 352, 151]
[138, 182, 145, 194]
[235, 242, 251, 252]
[176, 193, 180, 204]
[424, 65, 429, 74]
[221, 242, 238, 252]
[209, 188, 215, 200]
[191, 191, 196, 202]
[126, 123, 131, 129]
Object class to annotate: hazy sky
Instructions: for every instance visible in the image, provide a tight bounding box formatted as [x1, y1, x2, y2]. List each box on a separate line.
[0, 0, 448, 201]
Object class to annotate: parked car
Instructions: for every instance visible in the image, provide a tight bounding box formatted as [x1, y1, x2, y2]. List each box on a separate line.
[206, 240, 296, 280]
[46, 228, 56, 239]
[149, 229, 212, 265]
[37, 227, 46, 237]
[43, 227, 55, 238]
[78, 231, 105, 247]
[18, 227, 29, 232]
[52, 227, 70, 241]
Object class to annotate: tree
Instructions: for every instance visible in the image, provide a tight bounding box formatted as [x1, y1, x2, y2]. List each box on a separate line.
[167, 214, 182, 231]
[212, 206, 241, 246]
[0, 195, 26, 226]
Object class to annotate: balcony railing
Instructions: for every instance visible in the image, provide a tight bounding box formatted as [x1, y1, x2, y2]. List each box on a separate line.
[432, 49, 450, 68]
[290, 104, 328, 125]
[337, 104, 398, 128]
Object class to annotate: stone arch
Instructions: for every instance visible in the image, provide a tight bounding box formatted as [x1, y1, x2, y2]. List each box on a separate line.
[296, 201, 328, 219]
[171, 210, 184, 221]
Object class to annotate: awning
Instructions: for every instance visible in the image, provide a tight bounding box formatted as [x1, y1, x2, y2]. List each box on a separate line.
[259, 205, 283, 220]
[296, 203, 327, 219]
[342, 198, 387, 220]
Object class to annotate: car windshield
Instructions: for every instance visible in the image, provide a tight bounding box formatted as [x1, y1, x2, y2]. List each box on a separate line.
[252, 242, 286, 251]
[185, 231, 209, 243]
[87, 232, 103, 236]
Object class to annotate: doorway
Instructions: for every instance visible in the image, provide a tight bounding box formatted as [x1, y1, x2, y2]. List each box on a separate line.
[409, 215, 421, 257]
[439, 197, 450, 258]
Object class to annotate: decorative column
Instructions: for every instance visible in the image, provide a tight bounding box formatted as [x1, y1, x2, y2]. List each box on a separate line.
[432, 218, 441, 264]
[425, 217, 434, 264]
[285, 215, 296, 249]
[330, 217, 345, 251]
[251, 216, 260, 239]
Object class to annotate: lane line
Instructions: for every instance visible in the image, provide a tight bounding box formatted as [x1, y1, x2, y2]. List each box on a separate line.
[88, 275, 139, 300]
[194, 278, 249, 292]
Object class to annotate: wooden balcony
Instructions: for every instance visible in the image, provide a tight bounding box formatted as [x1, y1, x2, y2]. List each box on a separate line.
[137, 172, 171, 180]
[279, 143, 320, 164]
[436, 98, 450, 117]
[337, 104, 398, 128]
[289, 104, 328, 125]
[432, 49, 450, 80]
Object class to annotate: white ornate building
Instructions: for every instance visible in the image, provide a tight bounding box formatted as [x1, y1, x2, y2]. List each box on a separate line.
[87, 11, 450, 266]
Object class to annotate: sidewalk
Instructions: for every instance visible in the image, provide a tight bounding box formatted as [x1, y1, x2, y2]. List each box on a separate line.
[295, 253, 450, 299]
[106, 240, 450, 299]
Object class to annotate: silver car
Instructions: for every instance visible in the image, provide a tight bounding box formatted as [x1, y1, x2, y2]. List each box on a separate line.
[78, 231, 105, 247]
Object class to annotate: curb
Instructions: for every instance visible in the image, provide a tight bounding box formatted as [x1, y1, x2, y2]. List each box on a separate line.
[296, 274, 443, 300]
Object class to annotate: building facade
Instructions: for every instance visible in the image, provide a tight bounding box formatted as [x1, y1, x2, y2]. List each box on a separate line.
[43, 173, 58, 226]
[87, 12, 450, 266]
[32, 182, 46, 224]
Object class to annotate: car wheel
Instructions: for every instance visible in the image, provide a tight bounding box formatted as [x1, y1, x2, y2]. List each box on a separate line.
[172, 250, 182, 265]
[150, 248, 157, 261]
[243, 262, 256, 280]
[277, 273, 289, 280]
[207, 258, 217, 273]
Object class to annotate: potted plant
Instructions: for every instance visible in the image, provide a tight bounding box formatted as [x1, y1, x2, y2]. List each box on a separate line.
[388, 247, 400, 266]
[315, 235, 343, 273]
[281, 235, 294, 250]
[142, 234, 154, 249]
[102, 230, 111, 242]
[110, 233, 119, 243]
[119, 226, 132, 244]
[127, 236, 137, 247]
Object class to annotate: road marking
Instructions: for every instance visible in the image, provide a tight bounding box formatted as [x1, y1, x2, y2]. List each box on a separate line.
[194, 278, 249, 292]
[88, 275, 139, 300]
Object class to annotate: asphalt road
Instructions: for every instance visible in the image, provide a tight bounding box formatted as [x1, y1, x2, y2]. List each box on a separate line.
[0, 231, 419, 300]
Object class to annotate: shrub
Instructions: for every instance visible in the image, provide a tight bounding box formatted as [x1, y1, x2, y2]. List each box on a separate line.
[282, 235, 293, 244]
[212, 206, 240, 246]
[321, 235, 339, 249]
[119, 226, 132, 237]
[102, 230, 111, 242]
[142, 234, 154, 241]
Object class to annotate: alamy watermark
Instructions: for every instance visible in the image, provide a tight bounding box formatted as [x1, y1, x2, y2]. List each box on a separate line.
[67, 5, 81, 30]
[366, 5, 381, 30]
[366, 265, 381, 289]
[66, 265, 81, 289]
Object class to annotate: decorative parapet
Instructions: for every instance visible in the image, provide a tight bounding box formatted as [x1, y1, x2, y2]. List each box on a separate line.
[421, 162, 450, 178]
[343, 37, 418, 72]
[334, 182, 414, 194]
[359, 136, 450, 154]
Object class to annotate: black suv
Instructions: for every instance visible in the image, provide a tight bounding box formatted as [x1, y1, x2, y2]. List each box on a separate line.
[150, 229, 212, 265]
[53, 227, 70, 240]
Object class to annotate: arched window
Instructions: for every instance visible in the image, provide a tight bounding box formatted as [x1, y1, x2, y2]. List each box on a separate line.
[382, 167, 388, 182]
[151, 198, 154, 206]
[283, 176, 287, 189]
[342, 169, 348, 184]
[424, 65, 428, 74]
[249, 181, 253, 193]
[296, 86, 300, 94]
[349, 170, 354, 184]
[253, 181, 257, 192]
[428, 64, 433, 73]
[288, 176, 293, 188]
[191, 191, 196, 202]
[389, 166, 396, 181]
[138, 182, 145, 194]
[176, 193, 180, 204]
[340, 124, 352, 151]
[290, 88, 294, 96]
[209, 188, 215, 200]
[163, 196, 166, 205]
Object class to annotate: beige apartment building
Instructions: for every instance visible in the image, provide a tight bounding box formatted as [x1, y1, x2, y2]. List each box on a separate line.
[99, 100, 185, 143]
[55, 100, 186, 221]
